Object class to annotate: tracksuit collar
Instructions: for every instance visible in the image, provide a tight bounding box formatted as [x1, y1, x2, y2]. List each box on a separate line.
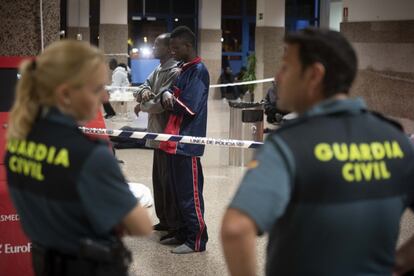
[180, 56, 202, 72]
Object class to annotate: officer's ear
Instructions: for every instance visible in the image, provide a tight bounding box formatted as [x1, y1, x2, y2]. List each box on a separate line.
[55, 83, 73, 108]
[307, 62, 325, 95]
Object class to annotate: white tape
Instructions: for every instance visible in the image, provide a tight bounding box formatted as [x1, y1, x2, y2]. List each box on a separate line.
[80, 127, 263, 149]
[104, 53, 130, 57]
[106, 86, 139, 91]
[106, 77, 275, 91]
[209, 78, 274, 88]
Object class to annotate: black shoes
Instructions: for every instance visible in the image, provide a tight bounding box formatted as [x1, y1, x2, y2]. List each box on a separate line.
[104, 114, 115, 119]
[160, 231, 176, 241]
[159, 230, 184, 246]
[153, 223, 169, 231]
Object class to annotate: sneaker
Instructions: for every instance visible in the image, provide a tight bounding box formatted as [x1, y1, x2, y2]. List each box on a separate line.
[171, 244, 196, 254]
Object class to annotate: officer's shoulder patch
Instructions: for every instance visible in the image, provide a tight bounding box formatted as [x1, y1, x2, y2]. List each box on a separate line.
[247, 160, 259, 169]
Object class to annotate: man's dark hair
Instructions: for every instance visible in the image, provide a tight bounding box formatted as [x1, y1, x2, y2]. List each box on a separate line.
[158, 33, 171, 47]
[170, 26, 196, 47]
[109, 58, 118, 70]
[285, 28, 358, 97]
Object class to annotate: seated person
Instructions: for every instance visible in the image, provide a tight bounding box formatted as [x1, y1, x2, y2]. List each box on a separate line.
[104, 59, 130, 119]
[220, 66, 239, 100]
[264, 81, 288, 124]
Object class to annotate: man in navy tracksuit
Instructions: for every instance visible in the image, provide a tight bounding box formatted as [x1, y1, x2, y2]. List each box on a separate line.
[160, 26, 209, 254]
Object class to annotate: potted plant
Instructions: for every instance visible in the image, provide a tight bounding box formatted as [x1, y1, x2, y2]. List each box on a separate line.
[241, 53, 257, 102]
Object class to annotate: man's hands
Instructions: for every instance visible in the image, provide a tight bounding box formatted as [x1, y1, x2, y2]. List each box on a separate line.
[134, 104, 141, 116]
[141, 90, 155, 102]
[162, 91, 175, 110]
[136, 89, 154, 103]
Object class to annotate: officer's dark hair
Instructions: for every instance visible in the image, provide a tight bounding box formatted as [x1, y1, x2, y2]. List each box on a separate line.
[170, 26, 196, 48]
[284, 28, 358, 98]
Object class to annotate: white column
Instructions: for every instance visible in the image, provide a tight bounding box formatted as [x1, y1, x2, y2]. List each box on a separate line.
[198, 0, 222, 99]
[67, 0, 89, 41]
[199, 0, 221, 30]
[329, 1, 343, 31]
[256, 0, 285, 28]
[255, 0, 285, 100]
[99, 0, 128, 62]
[100, 0, 127, 24]
[319, 0, 331, 29]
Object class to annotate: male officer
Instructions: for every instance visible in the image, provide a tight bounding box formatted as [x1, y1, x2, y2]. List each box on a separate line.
[160, 26, 209, 254]
[221, 28, 414, 275]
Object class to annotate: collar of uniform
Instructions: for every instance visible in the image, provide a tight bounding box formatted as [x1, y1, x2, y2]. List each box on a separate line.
[41, 106, 79, 129]
[159, 58, 178, 72]
[302, 97, 367, 119]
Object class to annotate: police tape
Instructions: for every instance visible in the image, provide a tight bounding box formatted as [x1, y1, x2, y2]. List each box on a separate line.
[80, 127, 264, 149]
[209, 78, 274, 88]
[106, 77, 275, 91]
[106, 86, 139, 91]
[104, 53, 130, 57]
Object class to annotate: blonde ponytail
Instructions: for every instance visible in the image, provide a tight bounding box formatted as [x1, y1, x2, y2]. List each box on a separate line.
[6, 40, 105, 140]
[7, 60, 40, 140]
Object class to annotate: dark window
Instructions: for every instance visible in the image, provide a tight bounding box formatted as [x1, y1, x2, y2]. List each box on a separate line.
[60, 0, 67, 37]
[130, 19, 168, 50]
[128, 0, 198, 55]
[285, 0, 320, 31]
[172, 0, 195, 15]
[89, 0, 100, 46]
[222, 19, 243, 52]
[128, 0, 143, 14]
[222, 0, 242, 16]
[172, 18, 196, 33]
[247, 0, 256, 16]
[298, 4, 314, 18]
[249, 22, 255, 51]
[146, 0, 169, 14]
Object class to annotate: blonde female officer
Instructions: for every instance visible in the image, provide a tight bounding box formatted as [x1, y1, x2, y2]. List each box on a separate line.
[5, 40, 152, 276]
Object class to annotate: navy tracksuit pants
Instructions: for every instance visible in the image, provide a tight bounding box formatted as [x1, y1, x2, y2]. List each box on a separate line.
[167, 153, 208, 251]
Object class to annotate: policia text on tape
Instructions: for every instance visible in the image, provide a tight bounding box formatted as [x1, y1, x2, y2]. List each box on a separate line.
[314, 140, 404, 182]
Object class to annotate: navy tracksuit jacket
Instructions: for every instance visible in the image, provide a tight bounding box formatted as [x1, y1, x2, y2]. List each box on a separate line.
[160, 57, 209, 251]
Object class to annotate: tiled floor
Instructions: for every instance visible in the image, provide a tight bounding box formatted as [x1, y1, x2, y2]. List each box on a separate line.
[105, 99, 414, 276]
